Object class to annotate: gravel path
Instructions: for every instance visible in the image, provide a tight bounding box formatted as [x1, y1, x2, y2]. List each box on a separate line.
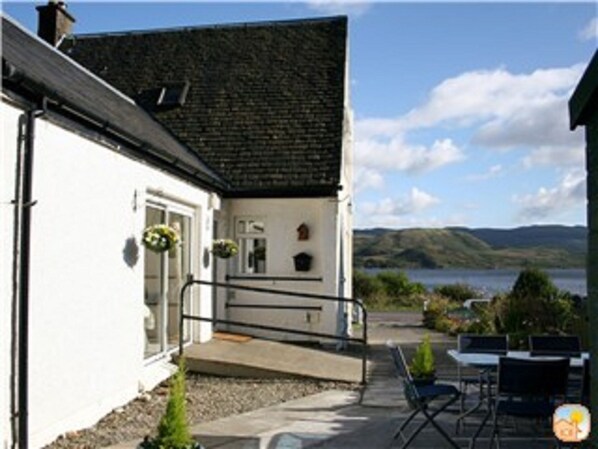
[46, 375, 359, 449]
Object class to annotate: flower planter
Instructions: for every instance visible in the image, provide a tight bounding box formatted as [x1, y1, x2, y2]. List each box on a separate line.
[412, 376, 436, 387]
[142, 224, 180, 253]
[212, 239, 239, 259]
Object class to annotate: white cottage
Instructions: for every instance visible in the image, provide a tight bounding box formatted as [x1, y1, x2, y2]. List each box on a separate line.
[1, 14, 228, 449]
[1, 4, 353, 448]
[63, 10, 354, 342]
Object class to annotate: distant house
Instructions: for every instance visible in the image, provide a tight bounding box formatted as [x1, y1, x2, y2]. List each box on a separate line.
[1, 3, 353, 448]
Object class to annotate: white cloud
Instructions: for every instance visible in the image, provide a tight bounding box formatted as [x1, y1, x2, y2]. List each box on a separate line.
[360, 65, 583, 135]
[355, 64, 586, 181]
[355, 136, 465, 175]
[522, 144, 585, 168]
[355, 212, 467, 229]
[304, 0, 371, 17]
[354, 166, 384, 193]
[360, 187, 439, 217]
[471, 95, 584, 150]
[513, 169, 586, 221]
[466, 164, 503, 182]
[579, 17, 598, 41]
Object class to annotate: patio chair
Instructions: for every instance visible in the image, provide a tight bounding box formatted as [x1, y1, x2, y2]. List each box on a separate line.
[529, 335, 581, 357]
[581, 358, 590, 407]
[488, 356, 570, 449]
[456, 335, 508, 429]
[388, 343, 462, 449]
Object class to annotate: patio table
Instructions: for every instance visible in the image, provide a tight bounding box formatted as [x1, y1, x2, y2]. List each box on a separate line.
[447, 349, 589, 448]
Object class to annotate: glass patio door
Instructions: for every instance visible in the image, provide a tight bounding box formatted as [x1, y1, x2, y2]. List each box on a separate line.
[144, 203, 193, 359]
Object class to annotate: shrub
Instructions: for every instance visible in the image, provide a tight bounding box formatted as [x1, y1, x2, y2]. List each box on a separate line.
[377, 271, 426, 297]
[422, 295, 452, 329]
[492, 269, 577, 348]
[353, 271, 383, 300]
[434, 283, 481, 303]
[353, 271, 426, 310]
[156, 359, 193, 448]
[141, 358, 199, 449]
[511, 268, 558, 301]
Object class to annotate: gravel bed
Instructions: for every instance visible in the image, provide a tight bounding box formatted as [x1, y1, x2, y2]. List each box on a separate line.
[46, 374, 359, 449]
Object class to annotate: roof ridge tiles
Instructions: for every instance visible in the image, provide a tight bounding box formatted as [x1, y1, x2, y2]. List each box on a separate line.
[73, 15, 347, 40]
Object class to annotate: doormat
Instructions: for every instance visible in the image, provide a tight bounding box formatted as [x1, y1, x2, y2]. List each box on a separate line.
[213, 332, 253, 343]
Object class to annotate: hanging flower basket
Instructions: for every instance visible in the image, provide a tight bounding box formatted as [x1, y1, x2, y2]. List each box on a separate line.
[142, 224, 180, 253]
[212, 239, 239, 259]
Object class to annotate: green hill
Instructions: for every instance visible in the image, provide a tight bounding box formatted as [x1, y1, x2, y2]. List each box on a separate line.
[354, 226, 586, 269]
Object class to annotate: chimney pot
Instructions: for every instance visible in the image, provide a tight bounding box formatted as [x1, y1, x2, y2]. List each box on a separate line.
[36, 1, 75, 46]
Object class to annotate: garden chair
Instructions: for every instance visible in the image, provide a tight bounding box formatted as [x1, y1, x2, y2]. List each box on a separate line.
[581, 358, 590, 407]
[388, 343, 462, 449]
[488, 356, 569, 449]
[456, 334, 508, 431]
[529, 335, 581, 357]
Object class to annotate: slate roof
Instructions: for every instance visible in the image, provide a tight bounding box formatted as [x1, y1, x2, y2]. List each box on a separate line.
[62, 17, 348, 197]
[2, 15, 227, 192]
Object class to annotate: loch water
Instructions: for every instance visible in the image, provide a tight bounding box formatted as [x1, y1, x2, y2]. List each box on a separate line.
[364, 268, 587, 296]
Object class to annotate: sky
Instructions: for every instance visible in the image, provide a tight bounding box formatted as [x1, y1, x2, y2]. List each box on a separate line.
[3, 1, 597, 229]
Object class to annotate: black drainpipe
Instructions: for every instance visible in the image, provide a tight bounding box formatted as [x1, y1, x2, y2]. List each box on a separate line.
[12, 98, 46, 449]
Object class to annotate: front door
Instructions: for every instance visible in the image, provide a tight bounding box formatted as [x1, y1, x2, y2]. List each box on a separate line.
[144, 202, 194, 359]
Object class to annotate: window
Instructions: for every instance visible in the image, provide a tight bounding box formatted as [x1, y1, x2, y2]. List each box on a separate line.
[236, 218, 267, 274]
[135, 81, 190, 110]
[157, 82, 190, 107]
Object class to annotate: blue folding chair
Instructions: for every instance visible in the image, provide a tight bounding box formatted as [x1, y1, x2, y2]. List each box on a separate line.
[529, 335, 581, 357]
[489, 356, 569, 449]
[388, 343, 462, 449]
[456, 334, 508, 432]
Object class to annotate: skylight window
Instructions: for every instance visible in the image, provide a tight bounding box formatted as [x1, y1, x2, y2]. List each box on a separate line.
[135, 81, 190, 110]
[157, 82, 189, 107]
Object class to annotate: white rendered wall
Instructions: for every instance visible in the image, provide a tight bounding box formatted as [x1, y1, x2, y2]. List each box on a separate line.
[216, 198, 341, 340]
[0, 99, 20, 449]
[2, 101, 216, 448]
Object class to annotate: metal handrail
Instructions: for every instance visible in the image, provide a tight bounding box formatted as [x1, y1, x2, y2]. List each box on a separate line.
[179, 278, 368, 384]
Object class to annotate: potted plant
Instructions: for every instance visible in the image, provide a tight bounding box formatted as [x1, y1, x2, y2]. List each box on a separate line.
[410, 334, 436, 386]
[211, 239, 239, 259]
[142, 224, 180, 253]
[139, 358, 203, 449]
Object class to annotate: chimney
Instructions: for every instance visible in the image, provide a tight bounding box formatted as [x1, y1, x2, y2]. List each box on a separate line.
[36, 1, 75, 46]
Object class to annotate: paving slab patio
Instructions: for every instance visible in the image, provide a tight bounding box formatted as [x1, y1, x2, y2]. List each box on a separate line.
[109, 312, 560, 449]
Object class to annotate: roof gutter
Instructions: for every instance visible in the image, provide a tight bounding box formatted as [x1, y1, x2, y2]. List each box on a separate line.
[224, 184, 343, 199]
[2, 59, 229, 194]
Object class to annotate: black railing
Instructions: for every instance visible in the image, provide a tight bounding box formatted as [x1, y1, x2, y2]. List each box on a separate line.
[226, 304, 323, 311]
[179, 279, 368, 384]
[226, 275, 323, 282]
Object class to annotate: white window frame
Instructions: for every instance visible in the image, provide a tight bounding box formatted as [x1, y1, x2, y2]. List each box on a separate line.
[144, 196, 197, 364]
[235, 216, 268, 275]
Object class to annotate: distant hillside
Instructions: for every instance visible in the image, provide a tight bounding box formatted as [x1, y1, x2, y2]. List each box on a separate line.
[354, 226, 587, 269]
[450, 225, 587, 253]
